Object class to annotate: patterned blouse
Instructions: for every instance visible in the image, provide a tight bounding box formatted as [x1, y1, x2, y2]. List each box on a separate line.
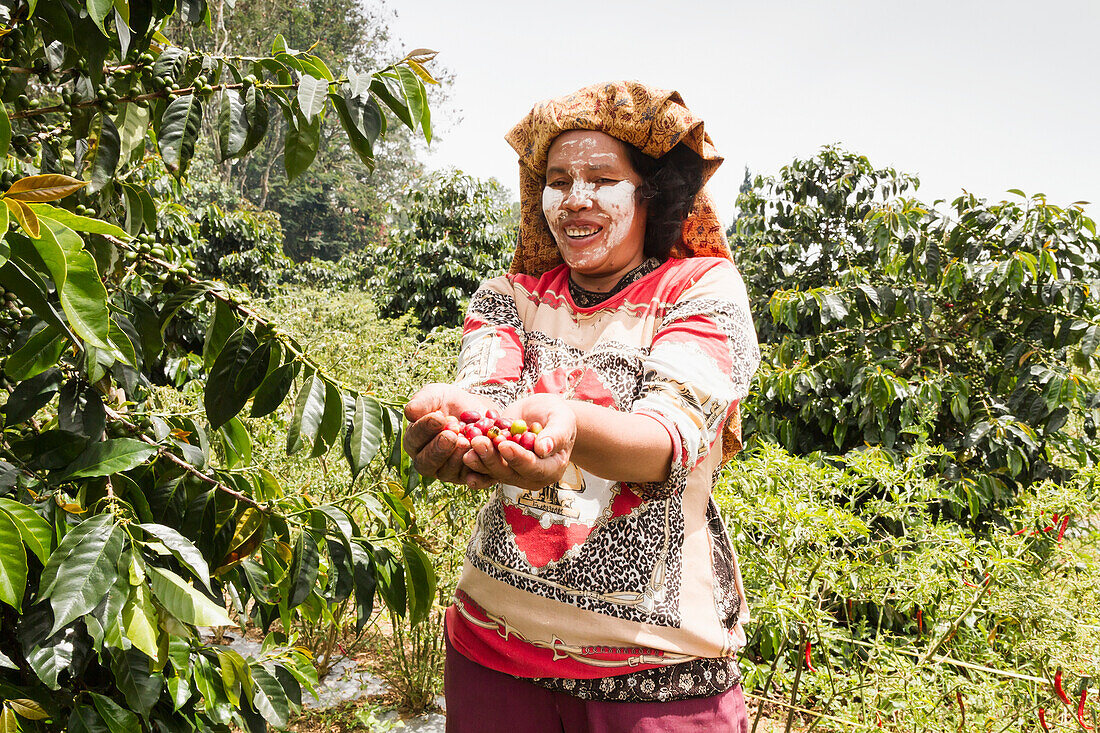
[445, 256, 760, 702]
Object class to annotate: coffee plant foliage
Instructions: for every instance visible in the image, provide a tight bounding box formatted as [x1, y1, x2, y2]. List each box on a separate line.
[370, 169, 516, 331]
[0, 0, 442, 728]
[733, 146, 1100, 521]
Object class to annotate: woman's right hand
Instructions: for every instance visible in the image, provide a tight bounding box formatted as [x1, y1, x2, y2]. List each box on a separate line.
[403, 383, 495, 485]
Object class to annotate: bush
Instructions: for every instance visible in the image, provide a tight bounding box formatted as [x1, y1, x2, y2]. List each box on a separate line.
[718, 442, 1100, 730]
[369, 170, 516, 331]
[732, 146, 1100, 521]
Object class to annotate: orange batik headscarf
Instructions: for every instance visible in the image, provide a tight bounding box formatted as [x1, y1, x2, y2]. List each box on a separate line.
[504, 80, 745, 460]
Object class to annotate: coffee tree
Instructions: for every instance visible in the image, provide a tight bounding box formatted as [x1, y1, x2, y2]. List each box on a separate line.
[0, 0, 440, 728]
[370, 170, 515, 331]
[733, 146, 1100, 520]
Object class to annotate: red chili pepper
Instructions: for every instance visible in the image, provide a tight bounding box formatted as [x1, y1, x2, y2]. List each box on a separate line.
[917, 608, 923, 634]
[1056, 668, 1072, 705]
[1057, 515, 1070, 541]
[1080, 688, 1094, 730]
[1038, 707, 1050, 732]
[804, 640, 817, 673]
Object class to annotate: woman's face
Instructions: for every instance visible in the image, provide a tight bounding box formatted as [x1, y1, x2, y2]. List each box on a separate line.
[542, 131, 647, 291]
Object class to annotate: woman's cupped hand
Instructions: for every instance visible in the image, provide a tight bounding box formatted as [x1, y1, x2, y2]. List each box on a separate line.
[403, 385, 574, 490]
[462, 393, 576, 491]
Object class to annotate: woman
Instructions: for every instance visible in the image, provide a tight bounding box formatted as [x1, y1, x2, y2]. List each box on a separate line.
[404, 81, 760, 732]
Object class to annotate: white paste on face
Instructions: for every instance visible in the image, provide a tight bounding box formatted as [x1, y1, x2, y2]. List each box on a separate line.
[542, 132, 647, 284]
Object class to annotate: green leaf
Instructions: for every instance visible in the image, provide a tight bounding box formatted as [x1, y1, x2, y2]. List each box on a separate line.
[286, 373, 325, 455]
[122, 581, 160, 661]
[284, 112, 320, 181]
[344, 394, 384, 481]
[58, 379, 106, 440]
[250, 666, 289, 727]
[296, 74, 327, 121]
[349, 542, 376, 632]
[5, 322, 66, 381]
[219, 416, 252, 469]
[111, 647, 161, 718]
[89, 692, 140, 733]
[159, 281, 215, 333]
[59, 437, 157, 479]
[204, 324, 259, 429]
[39, 514, 123, 634]
[87, 0, 113, 34]
[67, 706, 110, 733]
[139, 522, 212, 591]
[1081, 324, 1100, 357]
[203, 298, 238, 371]
[370, 74, 414, 129]
[395, 66, 425, 134]
[0, 498, 53, 562]
[0, 260, 75, 343]
[238, 84, 269, 158]
[3, 366, 61, 427]
[0, 103, 9, 158]
[311, 380, 343, 458]
[29, 203, 128, 237]
[330, 90, 377, 169]
[235, 338, 273, 396]
[0, 510, 28, 611]
[86, 113, 121, 194]
[217, 89, 248, 160]
[116, 101, 150, 164]
[147, 565, 233, 626]
[287, 529, 319, 608]
[33, 219, 112, 349]
[158, 93, 204, 176]
[402, 540, 436, 625]
[251, 361, 299, 419]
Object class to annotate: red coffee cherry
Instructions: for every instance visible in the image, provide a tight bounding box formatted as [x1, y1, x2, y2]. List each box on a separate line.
[459, 410, 482, 424]
[462, 424, 483, 440]
[494, 417, 511, 431]
[485, 409, 500, 420]
[518, 431, 537, 451]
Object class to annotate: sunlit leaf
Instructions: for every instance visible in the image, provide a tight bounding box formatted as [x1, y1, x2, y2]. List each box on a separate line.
[0, 510, 28, 611]
[147, 565, 233, 626]
[4, 174, 88, 202]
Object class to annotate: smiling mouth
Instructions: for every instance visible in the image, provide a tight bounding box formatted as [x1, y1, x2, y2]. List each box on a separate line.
[565, 226, 602, 239]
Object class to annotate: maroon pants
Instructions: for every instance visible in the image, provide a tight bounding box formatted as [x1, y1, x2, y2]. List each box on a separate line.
[444, 637, 750, 733]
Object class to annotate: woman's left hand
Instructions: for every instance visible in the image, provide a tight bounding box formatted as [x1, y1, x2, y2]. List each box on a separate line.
[462, 393, 576, 491]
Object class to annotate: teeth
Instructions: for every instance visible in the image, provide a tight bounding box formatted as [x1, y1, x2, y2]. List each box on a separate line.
[565, 226, 600, 237]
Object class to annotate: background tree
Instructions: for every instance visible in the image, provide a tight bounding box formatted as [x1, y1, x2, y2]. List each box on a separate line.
[169, 0, 442, 263]
[732, 146, 1100, 520]
[0, 0, 441, 726]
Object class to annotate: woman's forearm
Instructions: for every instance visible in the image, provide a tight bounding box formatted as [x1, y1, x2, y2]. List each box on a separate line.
[567, 400, 673, 483]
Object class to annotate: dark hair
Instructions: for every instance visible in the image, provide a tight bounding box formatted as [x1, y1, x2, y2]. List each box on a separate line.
[625, 142, 705, 259]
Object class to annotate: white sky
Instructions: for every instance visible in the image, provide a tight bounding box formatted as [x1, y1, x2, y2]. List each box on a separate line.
[388, 0, 1099, 225]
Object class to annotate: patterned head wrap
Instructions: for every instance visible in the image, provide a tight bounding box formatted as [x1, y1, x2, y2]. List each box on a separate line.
[504, 80, 744, 460]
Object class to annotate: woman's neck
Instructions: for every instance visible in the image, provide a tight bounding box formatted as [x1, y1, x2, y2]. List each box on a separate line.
[568, 253, 647, 293]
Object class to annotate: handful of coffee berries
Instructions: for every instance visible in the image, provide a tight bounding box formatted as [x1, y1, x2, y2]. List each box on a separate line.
[443, 409, 543, 453]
